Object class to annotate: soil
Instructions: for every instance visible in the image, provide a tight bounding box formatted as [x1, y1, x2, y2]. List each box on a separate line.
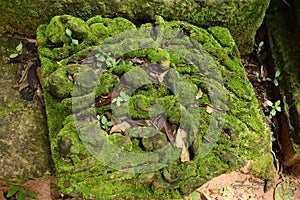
[1, 22, 300, 200]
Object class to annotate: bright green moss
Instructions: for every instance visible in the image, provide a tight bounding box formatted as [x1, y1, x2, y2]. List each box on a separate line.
[38, 15, 272, 199]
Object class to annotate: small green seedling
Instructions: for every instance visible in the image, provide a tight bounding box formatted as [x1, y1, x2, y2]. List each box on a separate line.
[65, 28, 79, 45]
[266, 100, 281, 118]
[112, 91, 130, 107]
[10, 42, 23, 58]
[95, 52, 115, 68]
[267, 69, 280, 86]
[6, 184, 37, 200]
[119, 60, 133, 66]
[257, 41, 264, 55]
[256, 72, 262, 82]
[97, 115, 114, 130]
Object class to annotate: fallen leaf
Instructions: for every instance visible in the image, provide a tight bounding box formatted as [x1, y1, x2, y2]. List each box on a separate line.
[158, 70, 169, 83]
[175, 128, 190, 162]
[161, 121, 174, 143]
[132, 57, 147, 65]
[206, 104, 215, 114]
[95, 91, 119, 107]
[195, 88, 203, 100]
[180, 148, 190, 162]
[261, 65, 267, 81]
[109, 121, 131, 134]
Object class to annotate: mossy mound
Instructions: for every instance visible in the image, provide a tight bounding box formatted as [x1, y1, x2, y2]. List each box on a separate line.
[0, 0, 270, 54]
[37, 15, 272, 199]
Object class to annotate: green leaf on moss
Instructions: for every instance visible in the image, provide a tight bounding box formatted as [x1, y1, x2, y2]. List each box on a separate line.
[65, 28, 72, 37]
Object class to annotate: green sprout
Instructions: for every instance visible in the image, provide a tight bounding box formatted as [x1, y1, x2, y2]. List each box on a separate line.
[95, 52, 115, 68]
[112, 91, 130, 107]
[256, 41, 264, 55]
[119, 59, 133, 66]
[97, 115, 114, 130]
[256, 72, 262, 82]
[9, 42, 23, 58]
[266, 100, 281, 119]
[6, 184, 37, 200]
[267, 69, 280, 86]
[65, 28, 79, 45]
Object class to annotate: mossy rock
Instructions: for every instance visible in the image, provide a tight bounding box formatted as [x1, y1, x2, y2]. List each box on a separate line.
[38, 15, 273, 199]
[266, 0, 300, 162]
[0, 37, 52, 182]
[0, 0, 270, 54]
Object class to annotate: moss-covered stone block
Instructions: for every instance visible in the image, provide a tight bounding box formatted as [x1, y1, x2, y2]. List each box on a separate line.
[0, 0, 270, 54]
[0, 37, 52, 182]
[38, 15, 273, 199]
[266, 0, 300, 165]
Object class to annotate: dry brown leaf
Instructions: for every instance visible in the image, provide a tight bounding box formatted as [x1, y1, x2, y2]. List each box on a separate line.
[132, 57, 147, 65]
[162, 121, 174, 143]
[158, 70, 169, 83]
[95, 91, 119, 107]
[180, 148, 190, 162]
[175, 129, 190, 162]
[206, 104, 215, 114]
[109, 121, 131, 134]
[196, 88, 203, 100]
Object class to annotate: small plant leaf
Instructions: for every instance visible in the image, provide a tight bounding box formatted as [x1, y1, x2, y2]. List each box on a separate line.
[120, 60, 126, 65]
[10, 53, 19, 58]
[269, 114, 273, 119]
[6, 185, 20, 198]
[266, 100, 273, 107]
[6, 191, 17, 198]
[270, 109, 276, 116]
[72, 39, 79, 45]
[275, 70, 281, 78]
[107, 57, 114, 62]
[127, 60, 133, 66]
[120, 92, 129, 101]
[276, 107, 281, 112]
[101, 116, 108, 124]
[274, 79, 279, 86]
[16, 42, 23, 52]
[106, 121, 114, 127]
[97, 55, 105, 62]
[266, 77, 272, 81]
[275, 100, 281, 107]
[65, 28, 72, 37]
[120, 91, 126, 98]
[116, 101, 121, 107]
[17, 191, 27, 200]
[258, 41, 264, 47]
[25, 190, 37, 198]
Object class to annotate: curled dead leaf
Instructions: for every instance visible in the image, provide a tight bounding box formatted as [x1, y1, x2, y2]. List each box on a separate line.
[109, 121, 131, 134]
[175, 128, 190, 162]
[196, 88, 203, 100]
[206, 104, 215, 114]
